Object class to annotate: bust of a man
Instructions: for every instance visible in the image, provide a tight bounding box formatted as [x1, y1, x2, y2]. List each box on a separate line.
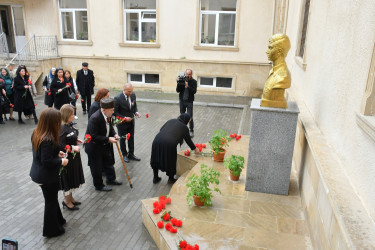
[261, 34, 291, 109]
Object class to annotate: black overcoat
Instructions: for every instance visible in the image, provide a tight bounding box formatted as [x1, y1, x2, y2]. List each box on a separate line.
[13, 75, 35, 114]
[76, 69, 95, 95]
[50, 77, 70, 110]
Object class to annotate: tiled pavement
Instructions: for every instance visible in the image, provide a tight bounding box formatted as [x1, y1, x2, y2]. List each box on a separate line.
[0, 90, 251, 249]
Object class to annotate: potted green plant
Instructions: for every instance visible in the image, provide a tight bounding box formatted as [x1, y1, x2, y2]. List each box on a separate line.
[224, 155, 245, 181]
[209, 129, 231, 162]
[186, 164, 221, 207]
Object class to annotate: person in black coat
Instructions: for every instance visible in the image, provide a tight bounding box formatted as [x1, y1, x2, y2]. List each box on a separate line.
[50, 68, 70, 110]
[150, 113, 199, 184]
[13, 65, 38, 124]
[85, 98, 122, 191]
[114, 83, 141, 163]
[88, 88, 109, 119]
[30, 108, 69, 238]
[176, 69, 197, 138]
[43, 67, 55, 107]
[76, 62, 95, 115]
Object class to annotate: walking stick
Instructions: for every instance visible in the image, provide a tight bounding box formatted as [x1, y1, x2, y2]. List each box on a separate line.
[115, 141, 133, 188]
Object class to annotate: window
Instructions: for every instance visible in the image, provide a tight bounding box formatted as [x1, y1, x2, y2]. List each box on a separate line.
[128, 73, 159, 84]
[58, 0, 88, 40]
[200, 0, 237, 46]
[296, 0, 310, 58]
[124, 0, 156, 43]
[199, 77, 232, 88]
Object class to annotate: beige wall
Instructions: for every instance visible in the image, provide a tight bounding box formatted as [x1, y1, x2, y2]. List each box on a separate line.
[286, 0, 375, 221]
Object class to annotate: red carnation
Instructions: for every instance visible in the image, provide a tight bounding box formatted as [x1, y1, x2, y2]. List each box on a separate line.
[146, 113, 149, 118]
[170, 218, 177, 226]
[186, 245, 193, 250]
[193, 244, 199, 250]
[35, 104, 37, 106]
[153, 208, 161, 214]
[28, 79, 32, 85]
[76, 94, 79, 99]
[66, 82, 71, 87]
[64, 145, 71, 153]
[236, 135, 242, 141]
[84, 134, 92, 143]
[175, 220, 183, 227]
[162, 213, 170, 221]
[0, 79, 3, 82]
[159, 195, 166, 201]
[157, 221, 164, 228]
[165, 223, 172, 231]
[179, 241, 187, 248]
[165, 197, 171, 204]
[48, 92, 51, 96]
[126, 133, 131, 140]
[158, 201, 165, 209]
[170, 227, 177, 233]
[153, 201, 159, 208]
[81, 99, 84, 102]
[202, 144, 206, 148]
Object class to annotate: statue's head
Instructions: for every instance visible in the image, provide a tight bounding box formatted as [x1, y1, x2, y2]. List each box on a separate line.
[266, 34, 291, 61]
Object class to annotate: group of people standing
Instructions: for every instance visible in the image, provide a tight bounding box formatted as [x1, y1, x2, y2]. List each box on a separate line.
[28, 65, 200, 238]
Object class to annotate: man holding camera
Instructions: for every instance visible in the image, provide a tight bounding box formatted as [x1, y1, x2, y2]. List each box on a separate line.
[176, 69, 197, 138]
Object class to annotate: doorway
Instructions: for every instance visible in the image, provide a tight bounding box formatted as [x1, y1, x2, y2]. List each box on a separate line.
[0, 5, 15, 53]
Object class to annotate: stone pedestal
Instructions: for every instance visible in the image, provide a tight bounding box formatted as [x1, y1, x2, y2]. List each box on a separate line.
[245, 98, 299, 195]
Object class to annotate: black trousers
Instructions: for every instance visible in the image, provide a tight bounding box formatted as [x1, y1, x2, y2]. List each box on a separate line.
[117, 124, 135, 156]
[88, 150, 116, 188]
[40, 183, 65, 237]
[179, 100, 194, 131]
[81, 93, 91, 112]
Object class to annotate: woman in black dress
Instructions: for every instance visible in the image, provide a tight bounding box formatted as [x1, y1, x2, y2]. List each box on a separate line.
[30, 108, 68, 238]
[150, 113, 199, 184]
[51, 68, 70, 110]
[59, 104, 85, 210]
[13, 65, 38, 124]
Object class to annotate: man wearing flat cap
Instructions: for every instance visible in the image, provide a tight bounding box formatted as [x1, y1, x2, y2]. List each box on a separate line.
[76, 62, 95, 115]
[85, 98, 122, 191]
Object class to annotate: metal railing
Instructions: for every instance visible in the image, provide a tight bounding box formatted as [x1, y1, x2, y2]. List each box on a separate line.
[0, 32, 9, 58]
[7, 35, 59, 66]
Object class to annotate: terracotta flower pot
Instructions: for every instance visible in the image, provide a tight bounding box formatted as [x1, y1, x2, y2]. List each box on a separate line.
[193, 195, 205, 207]
[229, 170, 240, 181]
[212, 149, 226, 162]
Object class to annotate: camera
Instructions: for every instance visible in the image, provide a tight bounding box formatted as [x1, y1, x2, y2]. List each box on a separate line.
[177, 74, 188, 83]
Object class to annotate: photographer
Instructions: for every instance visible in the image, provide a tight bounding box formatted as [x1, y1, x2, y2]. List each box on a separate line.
[176, 69, 197, 137]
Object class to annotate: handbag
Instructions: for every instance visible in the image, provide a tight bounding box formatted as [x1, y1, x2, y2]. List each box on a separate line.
[68, 89, 76, 102]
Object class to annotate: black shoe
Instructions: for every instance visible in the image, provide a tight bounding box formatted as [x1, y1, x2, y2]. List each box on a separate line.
[3, 117, 7, 121]
[95, 186, 112, 191]
[83, 111, 87, 115]
[189, 131, 194, 138]
[18, 119, 25, 124]
[72, 201, 81, 206]
[168, 177, 178, 184]
[9, 117, 15, 121]
[62, 201, 79, 210]
[153, 177, 162, 184]
[128, 154, 141, 161]
[123, 155, 130, 163]
[0, 121, 4, 124]
[34, 119, 38, 125]
[107, 180, 122, 185]
[43, 228, 65, 238]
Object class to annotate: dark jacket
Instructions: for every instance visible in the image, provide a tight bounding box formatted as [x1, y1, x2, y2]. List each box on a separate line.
[88, 101, 100, 119]
[30, 139, 62, 185]
[85, 109, 116, 165]
[50, 77, 70, 110]
[176, 78, 197, 102]
[13, 74, 35, 113]
[76, 69, 95, 95]
[114, 92, 138, 127]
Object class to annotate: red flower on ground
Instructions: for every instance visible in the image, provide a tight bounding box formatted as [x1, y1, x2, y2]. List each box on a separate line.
[162, 212, 170, 221]
[202, 144, 206, 148]
[165, 197, 171, 204]
[170, 227, 177, 233]
[236, 135, 242, 141]
[126, 133, 131, 140]
[165, 223, 172, 231]
[179, 241, 187, 248]
[170, 218, 177, 226]
[146, 113, 149, 118]
[158, 200, 165, 209]
[157, 221, 164, 228]
[153, 201, 159, 208]
[176, 220, 183, 227]
[193, 244, 199, 250]
[153, 208, 161, 214]
[159, 195, 166, 201]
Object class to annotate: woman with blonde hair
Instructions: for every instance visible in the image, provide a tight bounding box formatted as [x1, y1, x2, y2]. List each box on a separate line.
[59, 104, 85, 210]
[30, 108, 68, 237]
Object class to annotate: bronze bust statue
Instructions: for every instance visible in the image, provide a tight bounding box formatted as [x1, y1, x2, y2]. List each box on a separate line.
[261, 34, 291, 109]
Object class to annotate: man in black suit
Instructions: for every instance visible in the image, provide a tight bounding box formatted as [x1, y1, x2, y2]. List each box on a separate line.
[176, 69, 197, 138]
[76, 62, 95, 115]
[85, 98, 122, 191]
[114, 83, 141, 163]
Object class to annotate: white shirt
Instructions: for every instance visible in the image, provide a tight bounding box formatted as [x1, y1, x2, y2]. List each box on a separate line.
[84, 70, 88, 76]
[101, 111, 110, 137]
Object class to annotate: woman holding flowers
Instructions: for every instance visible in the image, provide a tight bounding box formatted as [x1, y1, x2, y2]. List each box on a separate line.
[43, 67, 56, 107]
[150, 113, 199, 184]
[51, 68, 70, 110]
[30, 108, 68, 238]
[13, 65, 38, 124]
[0, 68, 15, 121]
[59, 104, 85, 210]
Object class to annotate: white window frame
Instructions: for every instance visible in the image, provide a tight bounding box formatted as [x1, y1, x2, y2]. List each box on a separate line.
[123, 1, 156, 43]
[58, 1, 88, 41]
[199, 4, 237, 47]
[198, 76, 233, 89]
[128, 73, 159, 84]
